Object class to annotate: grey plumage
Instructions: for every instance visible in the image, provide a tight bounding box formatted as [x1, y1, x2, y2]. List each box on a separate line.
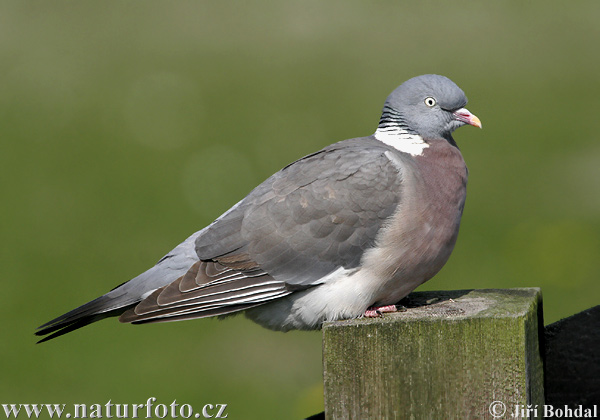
[36, 74, 481, 342]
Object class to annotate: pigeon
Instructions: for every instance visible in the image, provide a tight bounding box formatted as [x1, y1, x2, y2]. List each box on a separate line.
[36, 74, 481, 342]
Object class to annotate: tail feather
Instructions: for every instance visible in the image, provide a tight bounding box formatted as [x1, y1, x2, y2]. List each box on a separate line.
[35, 290, 142, 343]
[35, 305, 134, 343]
[35, 233, 204, 342]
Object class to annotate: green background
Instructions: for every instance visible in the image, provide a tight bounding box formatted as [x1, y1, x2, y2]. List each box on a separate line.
[1, 2, 598, 419]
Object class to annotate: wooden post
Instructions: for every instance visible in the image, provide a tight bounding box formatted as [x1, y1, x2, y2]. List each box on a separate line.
[322, 288, 544, 420]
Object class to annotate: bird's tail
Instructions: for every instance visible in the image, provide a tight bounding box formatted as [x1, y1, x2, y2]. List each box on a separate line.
[35, 231, 203, 343]
[35, 294, 136, 343]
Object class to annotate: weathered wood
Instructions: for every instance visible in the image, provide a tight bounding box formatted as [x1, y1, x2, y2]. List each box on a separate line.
[322, 288, 544, 420]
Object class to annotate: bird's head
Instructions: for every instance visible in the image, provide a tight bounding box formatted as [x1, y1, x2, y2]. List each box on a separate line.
[383, 74, 481, 142]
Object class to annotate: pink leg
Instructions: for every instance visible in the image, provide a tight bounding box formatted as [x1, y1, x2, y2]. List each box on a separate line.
[364, 305, 399, 318]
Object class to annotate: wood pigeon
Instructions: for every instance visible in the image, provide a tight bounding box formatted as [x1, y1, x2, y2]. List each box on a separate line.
[36, 74, 481, 342]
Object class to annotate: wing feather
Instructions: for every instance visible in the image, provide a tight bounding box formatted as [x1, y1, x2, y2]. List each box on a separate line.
[119, 258, 292, 324]
[195, 139, 404, 287]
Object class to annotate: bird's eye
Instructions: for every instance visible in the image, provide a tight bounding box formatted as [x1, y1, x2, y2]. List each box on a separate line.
[424, 97, 437, 107]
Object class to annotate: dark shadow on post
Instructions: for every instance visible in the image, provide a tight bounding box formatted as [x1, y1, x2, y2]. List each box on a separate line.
[544, 305, 600, 407]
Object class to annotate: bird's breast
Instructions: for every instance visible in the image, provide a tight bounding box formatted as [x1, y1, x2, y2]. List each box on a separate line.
[364, 141, 468, 305]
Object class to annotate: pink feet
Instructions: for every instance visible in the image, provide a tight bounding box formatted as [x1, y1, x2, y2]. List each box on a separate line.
[364, 304, 399, 318]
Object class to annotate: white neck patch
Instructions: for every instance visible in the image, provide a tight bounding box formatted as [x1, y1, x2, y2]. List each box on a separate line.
[374, 126, 429, 156]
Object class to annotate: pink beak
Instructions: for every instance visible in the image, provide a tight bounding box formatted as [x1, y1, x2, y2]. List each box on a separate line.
[453, 108, 482, 129]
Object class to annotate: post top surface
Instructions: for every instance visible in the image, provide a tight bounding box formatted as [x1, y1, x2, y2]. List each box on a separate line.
[323, 288, 542, 329]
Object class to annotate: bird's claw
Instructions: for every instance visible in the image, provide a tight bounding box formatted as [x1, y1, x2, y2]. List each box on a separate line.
[364, 304, 399, 318]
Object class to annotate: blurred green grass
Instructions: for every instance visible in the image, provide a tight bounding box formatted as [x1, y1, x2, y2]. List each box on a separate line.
[1, 2, 599, 419]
